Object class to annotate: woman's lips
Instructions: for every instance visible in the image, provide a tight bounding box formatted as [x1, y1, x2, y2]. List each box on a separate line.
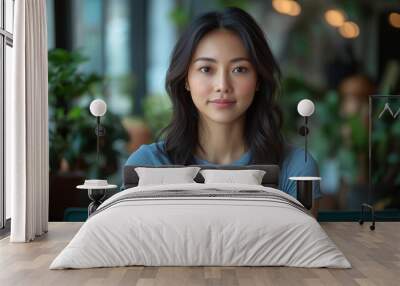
[209, 99, 236, 108]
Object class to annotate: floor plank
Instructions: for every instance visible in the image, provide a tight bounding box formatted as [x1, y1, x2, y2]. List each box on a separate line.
[0, 222, 399, 286]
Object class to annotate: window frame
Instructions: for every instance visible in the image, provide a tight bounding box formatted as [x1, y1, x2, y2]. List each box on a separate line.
[0, 0, 14, 231]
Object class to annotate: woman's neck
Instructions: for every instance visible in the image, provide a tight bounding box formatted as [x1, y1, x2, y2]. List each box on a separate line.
[195, 115, 247, 165]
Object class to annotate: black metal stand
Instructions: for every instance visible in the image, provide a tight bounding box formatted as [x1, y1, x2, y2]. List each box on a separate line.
[359, 203, 375, 231]
[95, 116, 106, 172]
[299, 116, 309, 163]
[87, 189, 106, 216]
[359, 95, 381, 231]
[296, 180, 313, 210]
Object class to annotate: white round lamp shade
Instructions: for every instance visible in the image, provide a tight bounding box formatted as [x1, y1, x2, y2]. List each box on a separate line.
[89, 99, 107, 117]
[297, 99, 315, 117]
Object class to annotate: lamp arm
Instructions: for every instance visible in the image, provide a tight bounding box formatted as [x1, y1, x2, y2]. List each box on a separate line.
[305, 116, 308, 163]
[96, 116, 100, 170]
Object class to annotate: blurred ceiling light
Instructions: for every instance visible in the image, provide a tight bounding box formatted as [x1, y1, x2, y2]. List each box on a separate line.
[272, 0, 301, 17]
[339, 21, 360, 38]
[287, 1, 301, 16]
[325, 9, 346, 27]
[389, 12, 400, 28]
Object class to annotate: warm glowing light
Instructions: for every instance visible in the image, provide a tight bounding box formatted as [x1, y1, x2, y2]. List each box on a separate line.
[325, 9, 346, 27]
[339, 21, 360, 39]
[272, 0, 301, 17]
[272, 0, 292, 15]
[287, 1, 301, 16]
[389, 12, 400, 28]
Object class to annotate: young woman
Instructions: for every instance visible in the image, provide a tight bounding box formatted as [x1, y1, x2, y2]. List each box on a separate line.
[125, 7, 321, 216]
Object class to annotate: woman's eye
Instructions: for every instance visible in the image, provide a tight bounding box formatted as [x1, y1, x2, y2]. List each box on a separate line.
[199, 67, 211, 73]
[233, 66, 248, 73]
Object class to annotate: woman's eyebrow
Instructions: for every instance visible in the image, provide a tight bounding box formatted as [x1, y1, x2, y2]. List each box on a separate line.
[193, 57, 217, 63]
[230, 57, 251, 63]
[193, 57, 251, 63]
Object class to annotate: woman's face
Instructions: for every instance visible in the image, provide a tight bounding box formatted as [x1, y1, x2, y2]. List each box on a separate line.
[187, 29, 258, 124]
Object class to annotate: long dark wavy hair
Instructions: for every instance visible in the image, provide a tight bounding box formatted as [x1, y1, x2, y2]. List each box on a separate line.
[157, 7, 284, 165]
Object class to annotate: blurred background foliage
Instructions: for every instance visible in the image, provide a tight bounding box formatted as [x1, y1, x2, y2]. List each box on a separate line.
[48, 49, 128, 179]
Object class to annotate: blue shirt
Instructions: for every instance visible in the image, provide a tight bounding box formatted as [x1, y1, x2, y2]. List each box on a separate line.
[125, 142, 322, 200]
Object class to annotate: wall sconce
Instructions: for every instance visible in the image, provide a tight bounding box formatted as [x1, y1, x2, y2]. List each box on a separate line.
[89, 99, 107, 168]
[297, 99, 315, 163]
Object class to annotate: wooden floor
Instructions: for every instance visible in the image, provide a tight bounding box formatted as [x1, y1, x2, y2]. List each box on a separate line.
[0, 222, 399, 286]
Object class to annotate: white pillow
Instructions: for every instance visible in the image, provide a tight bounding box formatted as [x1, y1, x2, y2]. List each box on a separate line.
[200, 169, 266, 185]
[135, 167, 201, 186]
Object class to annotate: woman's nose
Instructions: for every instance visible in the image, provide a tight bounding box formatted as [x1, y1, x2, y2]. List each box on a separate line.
[214, 70, 231, 94]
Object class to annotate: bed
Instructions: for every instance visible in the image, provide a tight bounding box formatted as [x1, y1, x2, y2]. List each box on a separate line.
[50, 165, 351, 269]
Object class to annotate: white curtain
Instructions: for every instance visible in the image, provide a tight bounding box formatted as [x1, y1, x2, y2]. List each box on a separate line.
[7, 0, 49, 242]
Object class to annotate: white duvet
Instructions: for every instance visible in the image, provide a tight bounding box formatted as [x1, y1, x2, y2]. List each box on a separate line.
[50, 183, 351, 269]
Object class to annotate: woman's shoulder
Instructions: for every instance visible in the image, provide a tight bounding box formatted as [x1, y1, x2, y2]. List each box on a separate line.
[133, 142, 165, 156]
[283, 144, 308, 157]
[282, 144, 319, 171]
[125, 141, 171, 166]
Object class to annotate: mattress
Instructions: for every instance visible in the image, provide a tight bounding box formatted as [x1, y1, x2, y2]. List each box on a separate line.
[50, 183, 351, 269]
